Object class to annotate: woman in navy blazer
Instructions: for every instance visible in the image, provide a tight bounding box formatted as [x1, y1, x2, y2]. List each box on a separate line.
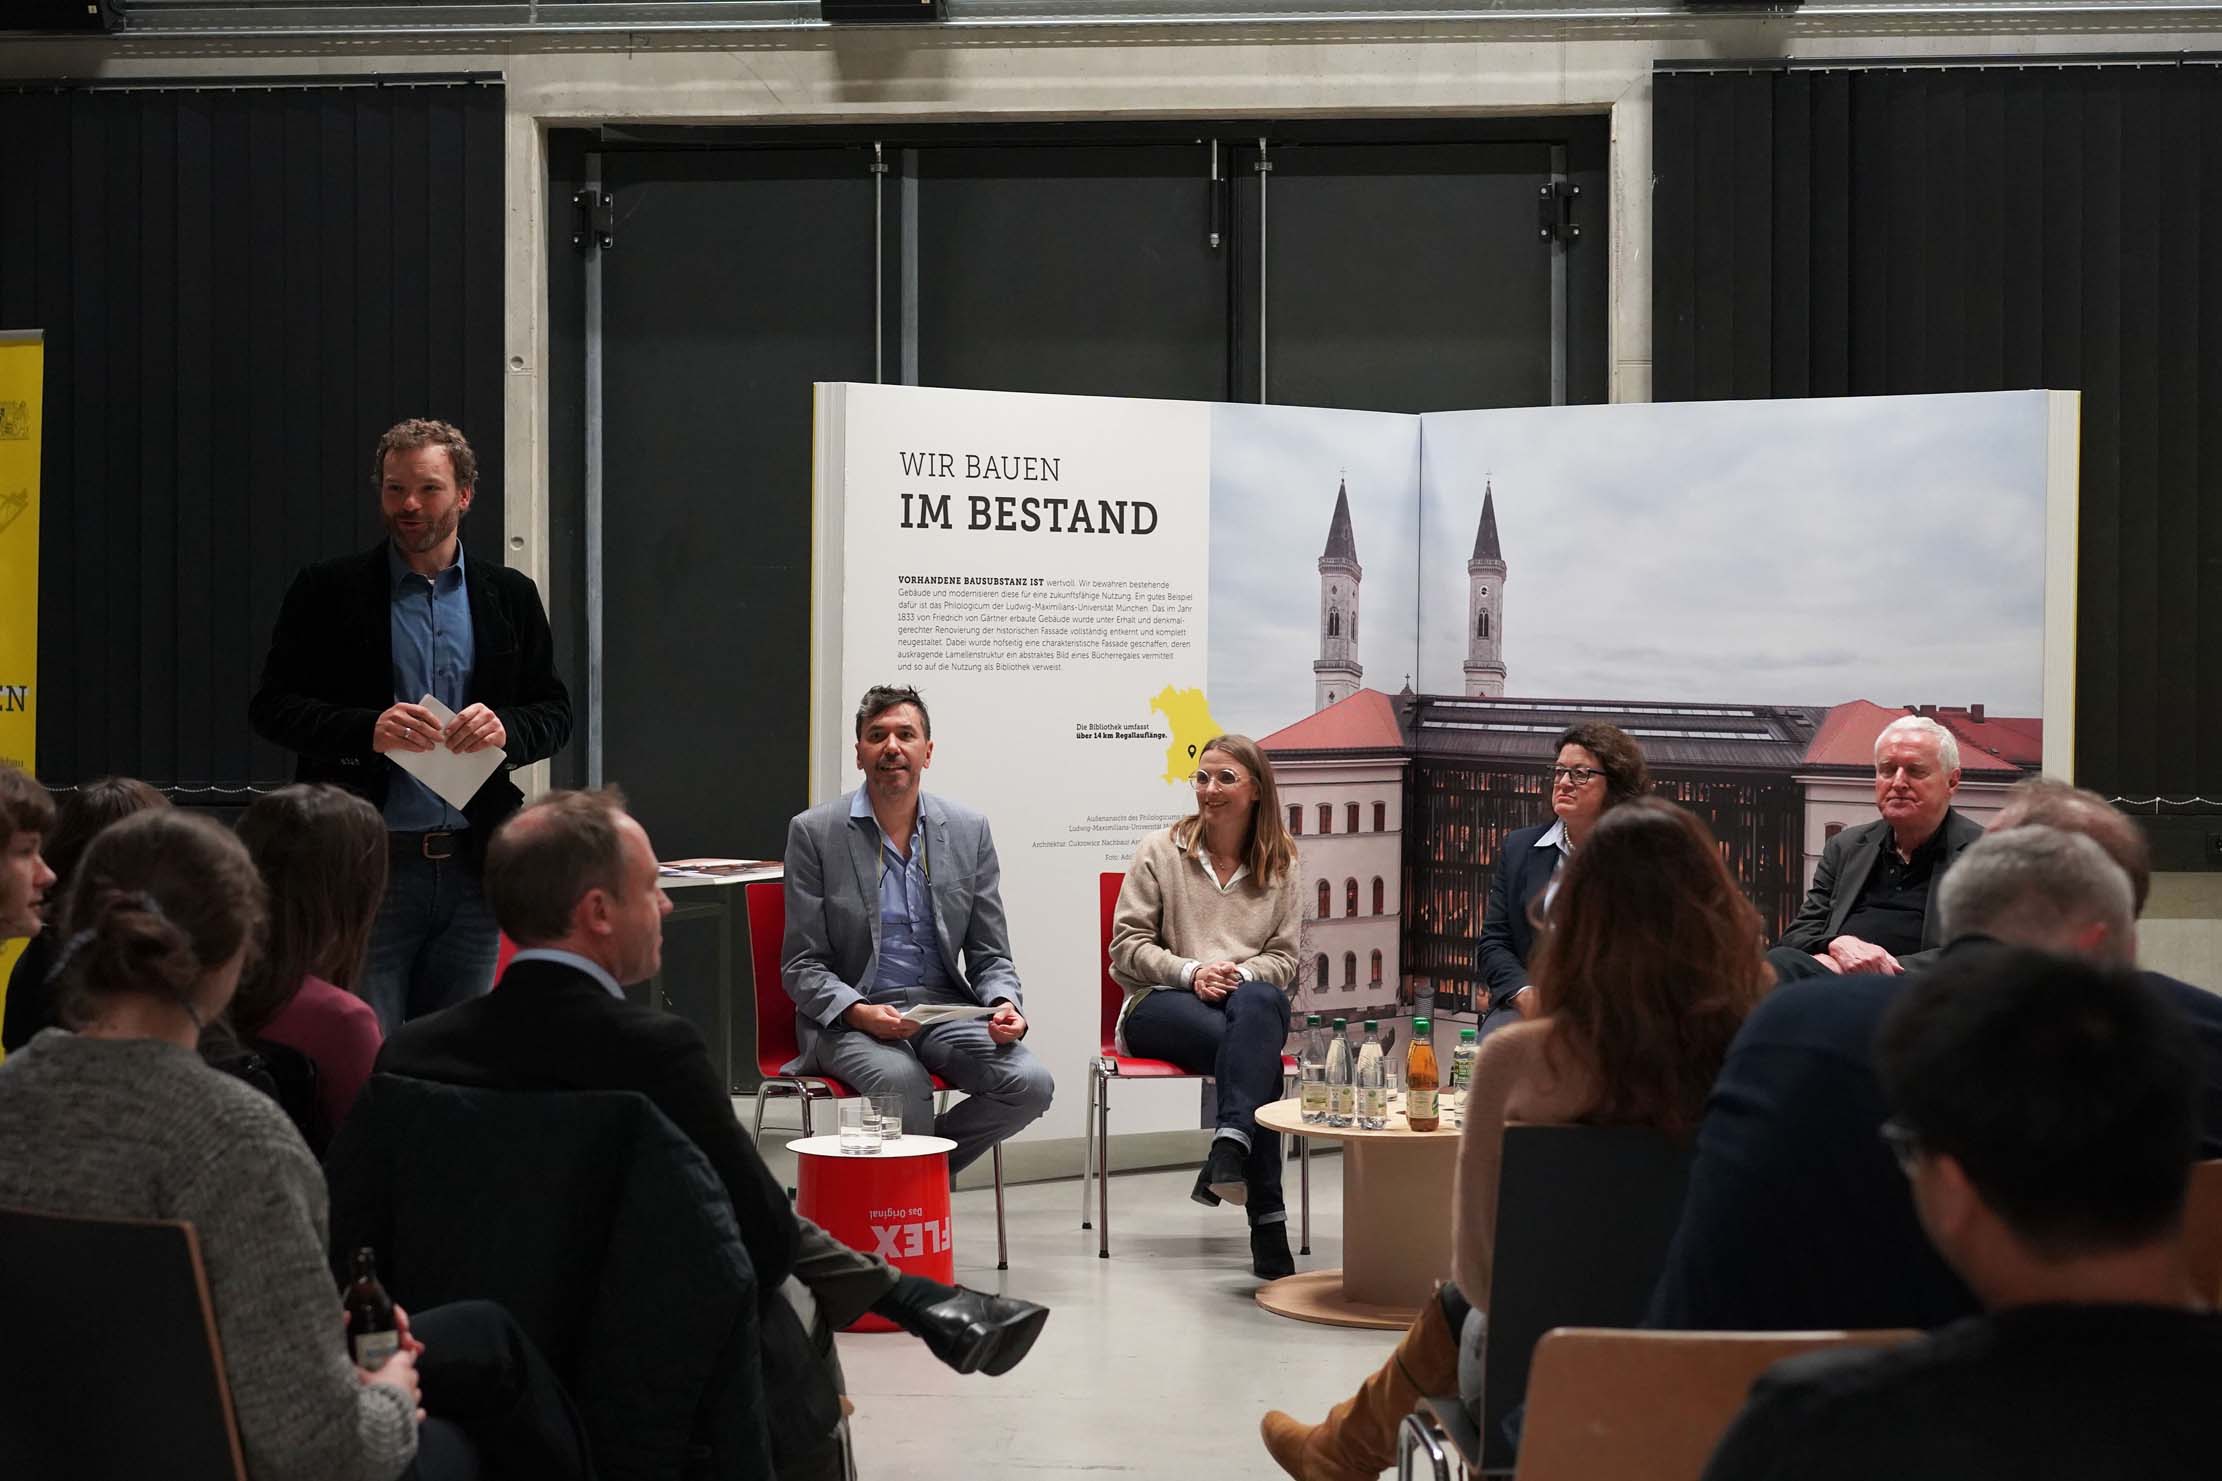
[1476, 723, 1650, 1024]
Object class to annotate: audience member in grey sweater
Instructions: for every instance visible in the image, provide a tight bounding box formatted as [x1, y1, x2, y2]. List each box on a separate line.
[0, 808, 587, 1481]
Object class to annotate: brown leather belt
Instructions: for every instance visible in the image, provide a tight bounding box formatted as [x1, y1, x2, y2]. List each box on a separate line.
[391, 830, 463, 861]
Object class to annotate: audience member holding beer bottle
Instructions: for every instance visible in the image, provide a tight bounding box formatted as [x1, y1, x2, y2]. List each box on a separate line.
[1475, 723, 1650, 1037]
[1262, 799, 1770, 1481]
[0, 809, 588, 1481]
[1110, 734, 1303, 1280]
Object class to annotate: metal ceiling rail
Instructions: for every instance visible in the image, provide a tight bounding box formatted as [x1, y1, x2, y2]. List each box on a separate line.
[44, 0, 2222, 40]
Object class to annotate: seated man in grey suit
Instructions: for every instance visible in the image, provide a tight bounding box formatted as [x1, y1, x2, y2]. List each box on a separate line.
[1767, 714, 1984, 983]
[782, 685, 1054, 1175]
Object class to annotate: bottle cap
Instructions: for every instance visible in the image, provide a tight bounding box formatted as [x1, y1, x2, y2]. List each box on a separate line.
[1460, 1028, 1477, 1041]
[1307, 1014, 1321, 1026]
[1363, 1019, 1377, 1031]
[1414, 1017, 1431, 1034]
[1332, 1017, 1347, 1028]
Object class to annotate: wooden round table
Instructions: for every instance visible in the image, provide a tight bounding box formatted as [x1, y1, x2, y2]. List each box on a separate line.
[1253, 1096, 1462, 1330]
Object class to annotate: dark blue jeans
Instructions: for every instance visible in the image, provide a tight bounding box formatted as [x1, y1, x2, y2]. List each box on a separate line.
[1123, 979, 1291, 1222]
[362, 845, 500, 1034]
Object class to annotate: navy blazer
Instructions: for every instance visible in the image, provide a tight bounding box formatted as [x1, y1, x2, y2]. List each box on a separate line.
[248, 541, 572, 845]
[1645, 936, 2222, 1336]
[1478, 821, 1562, 1010]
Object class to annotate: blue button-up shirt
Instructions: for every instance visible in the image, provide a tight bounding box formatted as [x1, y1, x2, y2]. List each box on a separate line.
[509, 947, 627, 1000]
[850, 789, 956, 1005]
[384, 541, 477, 833]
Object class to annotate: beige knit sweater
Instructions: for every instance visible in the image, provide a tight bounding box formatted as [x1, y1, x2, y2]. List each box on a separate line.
[1108, 826, 1301, 1044]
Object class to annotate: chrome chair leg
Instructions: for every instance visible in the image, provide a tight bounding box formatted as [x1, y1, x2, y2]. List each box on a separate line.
[1079, 1062, 1097, 1229]
[1300, 1135, 1312, 1256]
[1397, 1411, 1454, 1481]
[992, 1142, 1008, 1270]
[1096, 1071, 1111, 1259]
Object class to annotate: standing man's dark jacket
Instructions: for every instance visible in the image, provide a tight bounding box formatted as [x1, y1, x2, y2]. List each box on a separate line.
[249, 542, 571, 843]
[1775, 809, 1984, 965]
[1646, 938, 2222, 1334]
[1477, 821, 1560, 1009]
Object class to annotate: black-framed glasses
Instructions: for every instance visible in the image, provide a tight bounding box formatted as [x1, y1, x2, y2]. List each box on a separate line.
[1190, 768, 1250, 790]
[1878, 1120, 1923, 1176]
[1550, 765, 1606, 786]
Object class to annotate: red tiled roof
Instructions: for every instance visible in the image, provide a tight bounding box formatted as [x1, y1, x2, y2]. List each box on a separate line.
[1259, 688, 1406, 753]
[1802, 700, 2037, 774]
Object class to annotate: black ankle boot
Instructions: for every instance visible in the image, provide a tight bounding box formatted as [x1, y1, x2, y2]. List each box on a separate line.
[1201, 1137, 1249, 1206]
[1250, 1221, 1295, 1279]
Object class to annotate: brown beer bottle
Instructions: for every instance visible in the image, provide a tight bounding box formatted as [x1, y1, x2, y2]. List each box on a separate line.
[343, 1247, 400, 1370]
[1407, 1016, 1441, 1132]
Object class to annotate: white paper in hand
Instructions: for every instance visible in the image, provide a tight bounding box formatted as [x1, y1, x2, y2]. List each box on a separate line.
[389, 695, 503, 813]
[899, 1003, 997, 1026]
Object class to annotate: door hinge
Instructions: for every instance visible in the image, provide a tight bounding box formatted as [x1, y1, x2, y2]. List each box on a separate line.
[572, 187, 613, 252]
[1537, 181, 1579, 244]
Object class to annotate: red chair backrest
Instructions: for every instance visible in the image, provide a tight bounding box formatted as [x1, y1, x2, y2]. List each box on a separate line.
[1099, 871, 1126, 1051]
[746, 879, 798, 1076]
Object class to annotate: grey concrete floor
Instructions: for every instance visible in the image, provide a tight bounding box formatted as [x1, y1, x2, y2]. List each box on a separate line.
[752, 1129, 1394, 1480]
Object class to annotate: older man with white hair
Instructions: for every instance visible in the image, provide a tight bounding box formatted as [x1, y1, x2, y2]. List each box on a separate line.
[1768, 713, 1985, 983]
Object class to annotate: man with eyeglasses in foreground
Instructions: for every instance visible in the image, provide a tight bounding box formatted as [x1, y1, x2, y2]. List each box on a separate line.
[1700, 945, 2221, 1481]
[781, 684, 1054, 1176]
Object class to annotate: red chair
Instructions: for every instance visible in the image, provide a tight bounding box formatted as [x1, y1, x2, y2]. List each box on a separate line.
[745, 879, 1009, 1271]
[1081, 871, 1306, 1259]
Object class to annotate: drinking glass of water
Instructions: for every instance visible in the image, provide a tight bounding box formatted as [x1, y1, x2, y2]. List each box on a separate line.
[839, 1099, 882, 1154]
[873, 1092, 905, 1142]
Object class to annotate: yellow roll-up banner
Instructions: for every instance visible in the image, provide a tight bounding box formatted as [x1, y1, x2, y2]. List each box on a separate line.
[0, 330, 44, 1051]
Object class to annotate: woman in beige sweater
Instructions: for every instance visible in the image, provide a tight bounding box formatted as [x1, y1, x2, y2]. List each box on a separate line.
[1262, 798, 1771, 1480]
[1109, 733, 1302, 1278]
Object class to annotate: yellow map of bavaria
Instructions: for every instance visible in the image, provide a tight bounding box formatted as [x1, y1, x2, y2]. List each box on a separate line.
[1149, 685, 1222, 785]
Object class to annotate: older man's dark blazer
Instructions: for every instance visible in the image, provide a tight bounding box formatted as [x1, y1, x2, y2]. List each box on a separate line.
[248, 541, 571, 842]
[1478, 821, 1562, 1010]
[1775, 810, 1985, 966]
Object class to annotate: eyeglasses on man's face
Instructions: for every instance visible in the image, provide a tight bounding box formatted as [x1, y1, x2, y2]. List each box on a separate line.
[1879, 1119, 1923, 1176]
[1190, 768, 1251, 791]
[1550, 765, 1606, 786]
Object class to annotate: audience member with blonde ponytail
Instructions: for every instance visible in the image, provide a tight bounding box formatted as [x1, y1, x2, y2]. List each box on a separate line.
[0, 809, 591, 1481]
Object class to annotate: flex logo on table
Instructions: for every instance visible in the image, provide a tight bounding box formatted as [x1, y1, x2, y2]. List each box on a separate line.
[868, 1202, 953, 1259]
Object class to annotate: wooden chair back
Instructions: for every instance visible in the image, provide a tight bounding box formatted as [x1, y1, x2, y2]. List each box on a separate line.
[1513, 1327, 1919, 1481]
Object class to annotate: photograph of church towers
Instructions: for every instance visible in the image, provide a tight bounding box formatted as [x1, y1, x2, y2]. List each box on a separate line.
[1205, 394, 2051, 1020]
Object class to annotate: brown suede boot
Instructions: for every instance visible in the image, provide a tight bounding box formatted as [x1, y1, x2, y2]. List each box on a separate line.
[1260, 1294, 1459, 1481]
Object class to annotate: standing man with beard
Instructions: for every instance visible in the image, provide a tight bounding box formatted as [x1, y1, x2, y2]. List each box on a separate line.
[251, 420, 571, 1031]
[782, 685, 1054, 1175]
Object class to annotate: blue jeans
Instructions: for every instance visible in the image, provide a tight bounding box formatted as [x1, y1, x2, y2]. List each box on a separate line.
[361, 845, 500, 1034]
[1123, 979, 1290, 1222]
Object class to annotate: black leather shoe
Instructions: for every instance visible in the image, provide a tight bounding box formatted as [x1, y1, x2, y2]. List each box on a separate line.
[1251, 1221, 1295, 1280]
[1202, 1137, 1249, 1206]
[912, 1288, 1050, 1377]
[1190, 1163, 1222, 1208]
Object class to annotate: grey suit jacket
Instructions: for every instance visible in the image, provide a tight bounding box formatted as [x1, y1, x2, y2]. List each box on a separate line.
[778, 789, 1023, 1072]
[1776, 809, 1986, 964]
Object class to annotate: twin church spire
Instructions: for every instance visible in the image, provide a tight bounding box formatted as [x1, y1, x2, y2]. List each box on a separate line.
[1313, 477, 1509, 712]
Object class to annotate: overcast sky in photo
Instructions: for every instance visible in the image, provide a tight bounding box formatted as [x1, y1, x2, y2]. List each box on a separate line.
[1414, 391, 2051, 713]
[1208, 402, 1422, 740]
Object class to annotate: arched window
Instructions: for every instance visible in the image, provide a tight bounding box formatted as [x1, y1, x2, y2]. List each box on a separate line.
[1318, 804, 1332, 834]
[1315, 954, 1329, 989]
[1372, 877, 1385, 915]
[1327, 607, 1341, 638]
[1373, 802, 1387, 832]
[1369, 950, 1383, 984]
[1343, 952, 1358, 988]
[1344, 878, 1359, 917]
[1477, 609, 1489, 638]
[1288, 804, 1303, 835]
[1316, 879, 1331, 919]
[1346, 802, 1360, 834]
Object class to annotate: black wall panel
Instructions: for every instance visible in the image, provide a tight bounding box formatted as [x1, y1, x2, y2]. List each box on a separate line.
[1654, 62, 2222, 837]
[0, 78, 508, 794]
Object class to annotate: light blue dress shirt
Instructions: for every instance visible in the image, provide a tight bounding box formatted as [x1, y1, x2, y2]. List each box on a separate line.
[384, 540, 477, 833]
[849, 789, 958, 1006]
[507, 947, 627, 1000]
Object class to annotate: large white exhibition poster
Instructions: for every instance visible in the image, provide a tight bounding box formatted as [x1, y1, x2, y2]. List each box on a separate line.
[820, 383, 1218, 1144]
